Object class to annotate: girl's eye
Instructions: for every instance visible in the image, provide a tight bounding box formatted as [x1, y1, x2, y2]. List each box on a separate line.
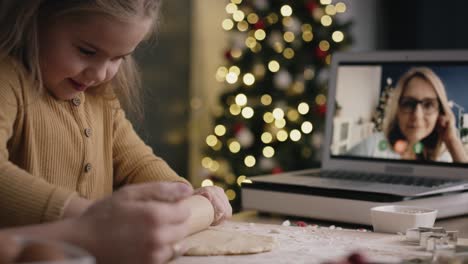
[78, 47, 96, 56]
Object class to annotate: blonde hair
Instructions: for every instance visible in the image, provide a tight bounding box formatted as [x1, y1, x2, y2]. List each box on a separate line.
[382, 67, 451, 160]
[0, 0, 162, 118]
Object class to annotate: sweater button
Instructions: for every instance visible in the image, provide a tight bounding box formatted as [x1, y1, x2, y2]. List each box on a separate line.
[84, 128, 92, 137]
[84, 163, 93, 173]
[72, 97, 81, 106]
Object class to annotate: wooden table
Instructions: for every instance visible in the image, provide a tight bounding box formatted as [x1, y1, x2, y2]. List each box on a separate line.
[172, 211, 468, 263]
[232, 210, 468, 238]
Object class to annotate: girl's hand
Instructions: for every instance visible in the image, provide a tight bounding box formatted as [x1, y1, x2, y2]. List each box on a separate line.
[194, 186, 232, 225]
[74, 182, 193, 264]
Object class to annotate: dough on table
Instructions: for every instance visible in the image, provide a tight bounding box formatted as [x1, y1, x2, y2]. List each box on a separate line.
[182, 229, 277, 256]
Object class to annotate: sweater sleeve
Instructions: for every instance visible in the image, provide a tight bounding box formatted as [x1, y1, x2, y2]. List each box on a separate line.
[110, 99, 189, 187]
[0, 64, 75, 227]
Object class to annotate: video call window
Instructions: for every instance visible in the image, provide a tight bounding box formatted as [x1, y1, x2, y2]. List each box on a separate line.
[331, 63, 468, 164]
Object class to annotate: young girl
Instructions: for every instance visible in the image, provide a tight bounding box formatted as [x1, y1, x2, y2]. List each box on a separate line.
[0, 0, 231, 227]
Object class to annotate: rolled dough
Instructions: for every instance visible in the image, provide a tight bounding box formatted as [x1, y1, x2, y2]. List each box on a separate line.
[182, 229, 277, 256]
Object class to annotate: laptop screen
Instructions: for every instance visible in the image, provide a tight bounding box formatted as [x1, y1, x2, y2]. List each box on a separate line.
[331, 61, 468, 166]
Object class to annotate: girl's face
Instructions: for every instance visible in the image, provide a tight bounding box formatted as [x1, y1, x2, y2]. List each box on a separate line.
[38, 13, 152, 100]
[397, 76, 440, 144]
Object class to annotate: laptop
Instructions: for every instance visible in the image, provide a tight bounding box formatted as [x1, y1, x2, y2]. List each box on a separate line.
[242, 50, 468, 223]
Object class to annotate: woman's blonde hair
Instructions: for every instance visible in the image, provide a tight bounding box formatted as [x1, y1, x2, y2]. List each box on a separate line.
[382, 67, 451, 160]
[0, 0, 162, 118]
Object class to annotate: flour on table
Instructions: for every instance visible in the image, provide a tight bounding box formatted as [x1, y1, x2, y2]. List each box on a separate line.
[183, 229, 277, 256]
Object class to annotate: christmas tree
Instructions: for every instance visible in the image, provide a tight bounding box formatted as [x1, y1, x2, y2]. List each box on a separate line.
[372, 78, 394, 132]
[202, 0, 353, 211]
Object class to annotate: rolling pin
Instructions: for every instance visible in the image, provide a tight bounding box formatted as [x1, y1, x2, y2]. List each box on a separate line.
[181, 195, 215, 235]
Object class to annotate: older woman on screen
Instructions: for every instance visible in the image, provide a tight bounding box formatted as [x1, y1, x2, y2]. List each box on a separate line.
[348, 67, 468, 163]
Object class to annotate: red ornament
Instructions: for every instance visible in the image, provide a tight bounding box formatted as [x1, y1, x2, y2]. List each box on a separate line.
[272, 167, 283, 174]
[315, 47, 328, 60]
[306, 1, 318, 13]
[296, 221, 307, 227]
[233, 123, 244, 134]
[254, 20, 265, 30]
[224, 49, 233, 60]
[317, 104, 327, 117]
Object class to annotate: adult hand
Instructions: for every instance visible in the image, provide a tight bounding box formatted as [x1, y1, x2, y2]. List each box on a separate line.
[194, 186, 232, 225]
[438, 111, 459, 145]
[71, 182, 193, 264]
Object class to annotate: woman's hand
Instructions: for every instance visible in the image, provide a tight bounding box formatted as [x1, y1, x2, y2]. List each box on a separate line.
[194, 186, 232, 225]
[438, 112, 459, 145]
[438, 112, 468, 162]
[72, 182, 193, 264]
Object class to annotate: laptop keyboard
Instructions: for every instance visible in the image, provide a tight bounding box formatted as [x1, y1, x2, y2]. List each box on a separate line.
[319, 170, 461, 188]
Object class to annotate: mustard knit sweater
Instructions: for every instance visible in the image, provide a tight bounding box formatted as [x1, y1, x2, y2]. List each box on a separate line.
[0, 58, 187, 227]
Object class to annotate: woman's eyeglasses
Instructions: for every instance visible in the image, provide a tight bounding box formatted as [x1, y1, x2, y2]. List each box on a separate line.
[399, 97, 440, 114]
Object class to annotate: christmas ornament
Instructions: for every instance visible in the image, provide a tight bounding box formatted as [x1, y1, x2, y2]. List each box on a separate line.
[236, 127, 255, 147]
[273, 70, 293, 90]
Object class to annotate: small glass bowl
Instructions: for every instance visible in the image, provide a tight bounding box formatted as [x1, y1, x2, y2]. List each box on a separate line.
[371, 205, 437, 234]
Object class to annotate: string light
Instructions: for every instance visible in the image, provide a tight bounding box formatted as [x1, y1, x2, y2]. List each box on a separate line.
[254, 29, 266, 41]
[230, 48, 242, 59]
[244, 155, 256, 167]
[321, 15, 332, 26]
[226, 72, 238, 84]
[287, 109, 300, 121]
[290, 129, 302, 141]
[301, 121, 314, 134]
[229, 66, 240, 74]
[316, 94, 327, 105]
[245, 36, 257, 48]
[226, 189, 236, 200]
[237, 21, 249, 31]
[319, 40, 330, 51]
[298, 102, 310, 115]
[233, 10, 245, 22]
[276, 130, 288, 142]
[263, 112, 275, 123]
[216, 67, 228, 82]
[283, 48, 295, 59]
[263, 146, 275, 158]
[274, 118, 286, 128]
[336, 2, 347, 13]
[241, 107, 254, 119]
[280, 5, 293, 17]
[247, 13, 259, 24]
[228, 140, 241, 153]
[201, 179, 214, 187]
[222, 19, 234, 30]
[229, 104, 241, 115]
[214, 125, 226, 136]
[235, 93, 247, 106]
[320, 0, 332, 4]
[302, 31, 313, 42]
[201, 157, 213, 168]
[325, 5, 336, 15]
[266, 13, 279, 24]
[261, 94, 272, 105]
[283, 31, 295, 43]
[272, 108, 285, 120]
[243, 73, 255, 86]
[268, 60, 280, 72]
[231, 0, 242, 4]
[209, 160, 220, 171]
[206, 135, 218, 147]
[332, 31, 344, 42]
[237, 175, 250, 186]
[261, 132, 273, 144]
[225, 3, 237, 14]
